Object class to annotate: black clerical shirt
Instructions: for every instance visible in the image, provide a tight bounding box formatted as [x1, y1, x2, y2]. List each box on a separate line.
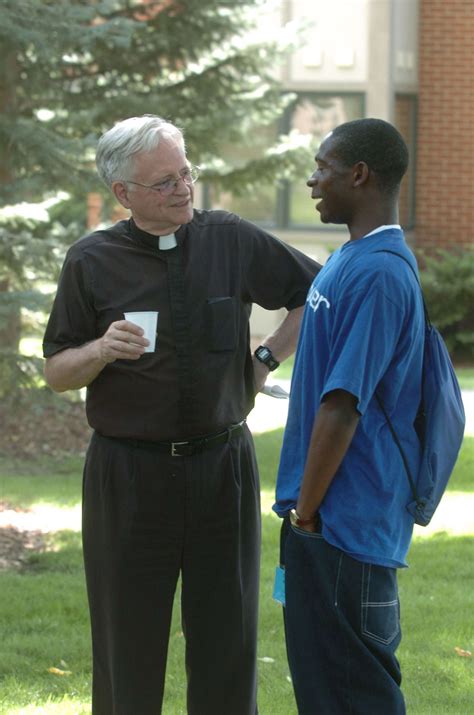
[43, 210, 320, 441]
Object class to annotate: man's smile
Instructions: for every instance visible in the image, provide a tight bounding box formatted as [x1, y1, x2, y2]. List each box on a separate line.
[171, 197, 191, 208]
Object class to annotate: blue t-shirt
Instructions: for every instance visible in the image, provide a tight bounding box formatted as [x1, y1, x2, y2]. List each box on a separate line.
[274, 229, 424, 568]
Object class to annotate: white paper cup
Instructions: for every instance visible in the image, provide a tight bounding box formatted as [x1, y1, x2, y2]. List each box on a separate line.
[124, 311, 159, 353]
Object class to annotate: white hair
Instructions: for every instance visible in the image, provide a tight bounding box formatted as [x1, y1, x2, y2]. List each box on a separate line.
[95, 115, 185, 188]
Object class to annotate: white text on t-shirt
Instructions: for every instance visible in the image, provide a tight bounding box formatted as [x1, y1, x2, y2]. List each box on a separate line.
[307, 285, 331, 312]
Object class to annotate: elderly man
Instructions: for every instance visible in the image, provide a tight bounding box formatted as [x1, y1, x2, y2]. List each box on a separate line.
[274, 118, 424, 714]
[43, 115, 319, 715]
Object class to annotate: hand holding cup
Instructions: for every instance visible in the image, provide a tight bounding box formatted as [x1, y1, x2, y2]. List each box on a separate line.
[98, 315, 156, 363]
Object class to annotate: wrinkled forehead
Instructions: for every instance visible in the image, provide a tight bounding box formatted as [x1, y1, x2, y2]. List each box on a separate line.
[130, 134, 188, 180]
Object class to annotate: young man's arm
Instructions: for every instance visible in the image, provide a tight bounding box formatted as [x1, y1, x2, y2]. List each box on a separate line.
[295, 389, 360, 531]
[44, 320, 149, 393]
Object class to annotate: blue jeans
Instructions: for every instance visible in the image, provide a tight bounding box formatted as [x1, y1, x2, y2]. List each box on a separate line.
[281, 518, 406, 715]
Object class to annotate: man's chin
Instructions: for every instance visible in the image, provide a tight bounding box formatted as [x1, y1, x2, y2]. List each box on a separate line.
[173, 204, 194, 224]
[318, 210, 345, 226]
[316, 203, 328, 224]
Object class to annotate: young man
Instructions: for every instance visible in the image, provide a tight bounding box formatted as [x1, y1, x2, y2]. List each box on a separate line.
[43, 115, 320, 714]
[274, 118, 424, 714]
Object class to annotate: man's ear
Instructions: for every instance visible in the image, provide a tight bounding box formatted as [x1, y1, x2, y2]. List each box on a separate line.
[111, 181, 132, 209]
[352, 161, 370, 188]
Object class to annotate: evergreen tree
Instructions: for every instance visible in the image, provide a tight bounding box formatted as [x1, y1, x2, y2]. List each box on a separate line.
[0, 0, 309, 397]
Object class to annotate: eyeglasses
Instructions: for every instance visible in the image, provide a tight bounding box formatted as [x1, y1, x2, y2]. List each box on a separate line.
[125, 165, 200, 196]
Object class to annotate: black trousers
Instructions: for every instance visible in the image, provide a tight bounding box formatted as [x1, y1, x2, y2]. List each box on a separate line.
[82, 427, 261, 715]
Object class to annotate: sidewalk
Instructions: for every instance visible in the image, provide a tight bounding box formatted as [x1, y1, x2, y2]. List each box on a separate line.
[249, 385, 474, 536]
[249, 383, 474, 437]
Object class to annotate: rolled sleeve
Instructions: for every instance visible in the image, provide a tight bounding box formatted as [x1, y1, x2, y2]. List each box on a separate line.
[43, 249, 96, 357]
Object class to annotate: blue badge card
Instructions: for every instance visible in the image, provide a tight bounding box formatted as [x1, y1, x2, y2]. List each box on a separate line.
[273, 566, 286, 606]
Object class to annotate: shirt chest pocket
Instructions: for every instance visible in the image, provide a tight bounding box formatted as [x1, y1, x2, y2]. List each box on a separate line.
[206, 296, 237, 352]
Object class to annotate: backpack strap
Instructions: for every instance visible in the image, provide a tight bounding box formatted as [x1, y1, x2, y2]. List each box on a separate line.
[374, 249, 430, 326]
[373, 249, 425, 508]
[374, 391, 420, 504]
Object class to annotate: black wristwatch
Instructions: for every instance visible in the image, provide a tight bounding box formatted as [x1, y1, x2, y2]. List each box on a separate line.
[254, 345, 280, 372]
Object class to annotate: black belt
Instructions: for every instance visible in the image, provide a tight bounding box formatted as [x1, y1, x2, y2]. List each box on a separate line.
[101, 420, 246, 457]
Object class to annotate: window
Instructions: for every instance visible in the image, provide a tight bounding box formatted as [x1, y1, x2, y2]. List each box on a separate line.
[203, 122, 279, 227]
[204, 92, 365, 229]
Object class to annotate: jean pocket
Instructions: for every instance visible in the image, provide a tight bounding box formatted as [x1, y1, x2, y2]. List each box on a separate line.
[290, 524, 324, 539]
[361, 563, 400, 645]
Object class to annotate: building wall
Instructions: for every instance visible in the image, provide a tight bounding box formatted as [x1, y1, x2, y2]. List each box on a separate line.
[288, 0, 369, 86]
[415, 0, 474, 249]
[392, 0, 419, 91]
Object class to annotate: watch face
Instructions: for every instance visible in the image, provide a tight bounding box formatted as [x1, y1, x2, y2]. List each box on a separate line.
[255, 345, 279, 370]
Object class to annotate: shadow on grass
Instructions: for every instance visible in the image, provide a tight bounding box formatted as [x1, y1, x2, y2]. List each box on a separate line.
[0, 456, 83, 509]
[1, 432, 471, 512]
[25, 530, 84, 573]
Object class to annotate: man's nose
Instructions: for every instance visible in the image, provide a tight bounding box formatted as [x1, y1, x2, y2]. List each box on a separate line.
[174, 176, 190, 193]
[307, 174, 317, 187]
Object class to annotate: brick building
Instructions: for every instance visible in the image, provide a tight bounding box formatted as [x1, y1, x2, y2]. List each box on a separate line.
[89, 1, 473, 259]
[416, 0, 473, 249]
[202, 0, 473, 257]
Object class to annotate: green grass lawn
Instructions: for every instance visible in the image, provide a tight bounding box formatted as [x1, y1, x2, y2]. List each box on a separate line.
[274, 360, 474, 390]
[455, 367, 474, 390]
[1, 437, 473, 714]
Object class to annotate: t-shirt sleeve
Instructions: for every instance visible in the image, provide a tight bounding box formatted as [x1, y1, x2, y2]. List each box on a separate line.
[238, 218, 320, 309]
[321, 281, 406, 415]
[43, 249, 97, 358]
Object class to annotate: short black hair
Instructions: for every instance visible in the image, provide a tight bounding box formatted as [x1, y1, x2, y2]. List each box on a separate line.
[330, 118, 409, 194]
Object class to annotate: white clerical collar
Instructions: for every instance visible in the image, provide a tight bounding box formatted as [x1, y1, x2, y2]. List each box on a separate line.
[363, 224, 401, 239]
[159, 233, 177, 250]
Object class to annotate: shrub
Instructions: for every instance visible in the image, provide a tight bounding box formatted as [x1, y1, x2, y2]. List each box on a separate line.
[418, 248, 474, 360]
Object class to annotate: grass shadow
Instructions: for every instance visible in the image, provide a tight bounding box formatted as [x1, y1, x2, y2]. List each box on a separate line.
[0, 456, 83, 509]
